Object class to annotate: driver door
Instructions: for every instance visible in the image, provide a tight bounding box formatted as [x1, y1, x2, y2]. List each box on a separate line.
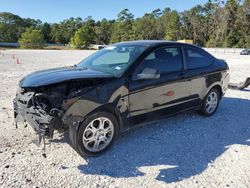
[128, 46, 192, 117]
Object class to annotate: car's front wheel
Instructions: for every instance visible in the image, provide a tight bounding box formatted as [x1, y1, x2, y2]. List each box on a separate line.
[199, 88, 220, 117]
[76, 111, 119, 157]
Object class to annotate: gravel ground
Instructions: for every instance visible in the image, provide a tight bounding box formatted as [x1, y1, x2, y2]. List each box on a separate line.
[0, 49, 250, 188]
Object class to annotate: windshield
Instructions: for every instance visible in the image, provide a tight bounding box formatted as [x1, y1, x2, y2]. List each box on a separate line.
[77, 45, 147, 76]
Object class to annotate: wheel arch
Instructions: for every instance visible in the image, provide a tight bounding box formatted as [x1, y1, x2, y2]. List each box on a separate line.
[210, 85, 223, 98]
[65, 102, 124, 153]
[204, 83, 223, 100]
[90, 103, 124, 133]
[198, 84, 222, 117]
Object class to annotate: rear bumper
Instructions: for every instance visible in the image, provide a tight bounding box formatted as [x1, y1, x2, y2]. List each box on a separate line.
[222, 72, 230, 94]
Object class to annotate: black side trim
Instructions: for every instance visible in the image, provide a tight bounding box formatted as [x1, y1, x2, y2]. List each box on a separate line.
[129, 101, 201, 126]
[130, 94, 199, 113]
[154, 94, 199, 108]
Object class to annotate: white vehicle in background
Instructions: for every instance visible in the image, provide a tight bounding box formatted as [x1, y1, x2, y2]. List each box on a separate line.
[240, 49, 250, 55]
[88, 44, 107, 50]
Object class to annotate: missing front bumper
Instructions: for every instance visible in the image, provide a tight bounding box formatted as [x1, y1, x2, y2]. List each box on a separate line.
[13, 97, 63, 140]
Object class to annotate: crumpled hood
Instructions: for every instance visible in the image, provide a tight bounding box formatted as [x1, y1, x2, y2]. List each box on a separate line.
[20, 66, 114, 87]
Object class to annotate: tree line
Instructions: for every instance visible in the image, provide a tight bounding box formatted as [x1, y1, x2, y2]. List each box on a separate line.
[0, 0, 249, 48]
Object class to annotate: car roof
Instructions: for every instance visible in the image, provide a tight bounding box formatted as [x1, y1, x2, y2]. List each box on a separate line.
[114, 40, 198, 48]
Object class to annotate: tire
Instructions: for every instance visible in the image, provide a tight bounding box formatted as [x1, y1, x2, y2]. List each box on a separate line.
[199, 88, 220, 117]
[76, 111, 119, 157]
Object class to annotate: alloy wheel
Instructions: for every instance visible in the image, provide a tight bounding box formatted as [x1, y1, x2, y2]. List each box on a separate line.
[205, 91, 218, 114]
[82, 117, 114, 152]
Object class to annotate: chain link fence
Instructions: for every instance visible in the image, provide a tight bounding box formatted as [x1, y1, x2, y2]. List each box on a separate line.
[204, 48, 244, 54]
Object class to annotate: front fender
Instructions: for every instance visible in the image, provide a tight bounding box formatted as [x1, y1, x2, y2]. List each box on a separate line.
[64, 98, 102, 118]
[64, 84, 129, 118]
[63, 84, 129, 150]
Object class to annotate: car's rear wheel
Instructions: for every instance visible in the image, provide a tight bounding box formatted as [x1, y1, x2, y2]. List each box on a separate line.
[199, 88, 220, 117]
[76, 111, 118, 157]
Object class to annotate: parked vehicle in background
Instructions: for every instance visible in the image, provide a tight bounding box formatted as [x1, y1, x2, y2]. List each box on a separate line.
[240, 49, 250, 55]
[88, 44, 107, 50]
[13, 40, 230, 157]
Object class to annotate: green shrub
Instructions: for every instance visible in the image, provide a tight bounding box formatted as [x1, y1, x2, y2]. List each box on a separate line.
[70, 23, 95, 49]
[18, 28, 45, 49]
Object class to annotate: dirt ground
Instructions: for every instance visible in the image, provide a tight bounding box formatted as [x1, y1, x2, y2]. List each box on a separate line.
[0, 49, 250, 188]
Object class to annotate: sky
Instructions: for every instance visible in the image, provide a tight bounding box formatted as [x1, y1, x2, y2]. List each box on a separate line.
[0, 0, 208, 23]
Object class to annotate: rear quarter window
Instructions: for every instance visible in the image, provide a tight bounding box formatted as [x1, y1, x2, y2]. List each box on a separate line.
[138, 47, 183, 74]
[184, 47, 214, 69]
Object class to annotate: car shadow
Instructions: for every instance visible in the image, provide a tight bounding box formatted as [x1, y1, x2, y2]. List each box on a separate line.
[77, 97, 250, 183]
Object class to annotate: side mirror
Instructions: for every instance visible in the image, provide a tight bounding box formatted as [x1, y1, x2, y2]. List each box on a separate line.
[137, 68, 160, 80]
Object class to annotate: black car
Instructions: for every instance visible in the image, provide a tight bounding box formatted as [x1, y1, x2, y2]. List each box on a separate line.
[240, 49, 250, 55]
[14, 41, 230, 157]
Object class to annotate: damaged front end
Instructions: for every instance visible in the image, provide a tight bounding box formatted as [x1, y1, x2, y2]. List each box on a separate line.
[13, 64, 118, 157]
[13, 87, 65, 143]
[13, 79, 99, 146]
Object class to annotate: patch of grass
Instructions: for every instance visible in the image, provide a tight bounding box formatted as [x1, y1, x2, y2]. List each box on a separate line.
[43, 46, 75, 50]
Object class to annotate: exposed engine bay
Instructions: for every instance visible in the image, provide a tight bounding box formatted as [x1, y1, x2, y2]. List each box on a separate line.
[14, 80, 99, 142]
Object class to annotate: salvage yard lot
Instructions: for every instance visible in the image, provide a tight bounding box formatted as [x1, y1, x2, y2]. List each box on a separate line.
[0, 49, 250, 188]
